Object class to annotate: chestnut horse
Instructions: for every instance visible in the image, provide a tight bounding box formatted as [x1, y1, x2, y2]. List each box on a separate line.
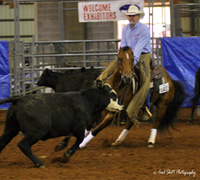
[77, 46, 185, 148]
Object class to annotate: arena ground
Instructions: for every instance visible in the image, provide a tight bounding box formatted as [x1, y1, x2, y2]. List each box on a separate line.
[0, 108, 199, 180]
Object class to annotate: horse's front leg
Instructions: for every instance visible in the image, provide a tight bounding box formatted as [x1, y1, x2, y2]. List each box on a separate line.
[79, 113, 114, 148]
[112, 120, 133, 146]
[55, 112, 102, 152]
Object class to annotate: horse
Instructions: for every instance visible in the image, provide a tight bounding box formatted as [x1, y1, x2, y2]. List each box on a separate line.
[78, 46, 185, 149]
[187, 67, 200, 125]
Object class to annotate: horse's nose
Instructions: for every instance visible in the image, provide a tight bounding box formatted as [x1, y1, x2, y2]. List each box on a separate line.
[122, 75, 132, 84]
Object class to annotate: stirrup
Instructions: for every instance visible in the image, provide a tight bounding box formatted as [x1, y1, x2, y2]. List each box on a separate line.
[145, 106, 153, 118]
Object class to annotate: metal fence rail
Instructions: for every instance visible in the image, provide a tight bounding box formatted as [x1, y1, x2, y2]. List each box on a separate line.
[9, 38, 162, 96]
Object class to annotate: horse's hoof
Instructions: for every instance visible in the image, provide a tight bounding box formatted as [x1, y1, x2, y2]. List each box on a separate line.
[54, 142, 67, 152]
[63, 152, 70, 162]
[148, 142, 154, 148]
[111, 141, 120, 147]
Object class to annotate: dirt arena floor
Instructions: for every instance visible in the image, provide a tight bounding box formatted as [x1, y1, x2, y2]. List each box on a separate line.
[0, 116, 199, 180]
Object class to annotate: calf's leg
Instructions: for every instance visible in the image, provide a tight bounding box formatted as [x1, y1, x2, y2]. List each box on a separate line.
[0, 130, 19, 153]
[54, 135, 71, 152]
[18, 136, 44, 168]
[63, 136, 84, 162]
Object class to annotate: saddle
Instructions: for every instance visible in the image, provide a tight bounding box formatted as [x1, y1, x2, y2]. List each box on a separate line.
[150, 60, 171, 105]
[150, 60, 165, 90]
[134, 59, 165, 89]
[151, 67, 164, 81]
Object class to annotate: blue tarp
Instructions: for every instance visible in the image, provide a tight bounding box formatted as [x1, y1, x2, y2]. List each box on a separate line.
[0, 41, 10, 109]
[161, 37, 200, 107]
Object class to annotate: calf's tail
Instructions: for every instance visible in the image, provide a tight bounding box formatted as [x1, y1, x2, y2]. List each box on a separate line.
[0, 96, 20, 105]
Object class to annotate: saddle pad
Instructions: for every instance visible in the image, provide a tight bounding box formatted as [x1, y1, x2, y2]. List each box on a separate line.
[151, 77, 169, 94]
[159, 82, 169, 94]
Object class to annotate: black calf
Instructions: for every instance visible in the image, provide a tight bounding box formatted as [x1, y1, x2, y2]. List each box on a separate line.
[0, 82, 123, 168]
[37, 67, 102, 92]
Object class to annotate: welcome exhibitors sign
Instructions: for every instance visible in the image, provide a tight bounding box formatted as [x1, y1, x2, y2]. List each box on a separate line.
[78, 0, 144, 22]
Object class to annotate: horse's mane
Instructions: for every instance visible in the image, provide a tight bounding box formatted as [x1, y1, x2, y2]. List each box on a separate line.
[121, 46, 130, 52]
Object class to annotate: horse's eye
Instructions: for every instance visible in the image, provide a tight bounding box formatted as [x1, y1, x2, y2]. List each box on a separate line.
[118, 57, 123, 63]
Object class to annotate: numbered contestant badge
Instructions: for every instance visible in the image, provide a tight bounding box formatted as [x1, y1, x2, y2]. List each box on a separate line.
[159, 83, 169, 94]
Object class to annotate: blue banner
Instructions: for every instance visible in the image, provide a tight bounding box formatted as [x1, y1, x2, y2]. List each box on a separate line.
[161, 37, 200, 107]
[0, 41, 10, 109]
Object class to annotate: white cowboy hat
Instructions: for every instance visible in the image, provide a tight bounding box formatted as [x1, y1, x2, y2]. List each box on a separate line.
[123, 5, 144, 18]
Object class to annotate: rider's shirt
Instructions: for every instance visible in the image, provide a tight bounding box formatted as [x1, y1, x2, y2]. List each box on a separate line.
[120, 21, 151, 65]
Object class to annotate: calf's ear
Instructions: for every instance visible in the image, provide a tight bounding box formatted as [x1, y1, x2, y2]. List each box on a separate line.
[103, 83, 113, 93]
[80, 67, 86, 72]
[45, 68, 50, 73]
[96, 80, 103, 88]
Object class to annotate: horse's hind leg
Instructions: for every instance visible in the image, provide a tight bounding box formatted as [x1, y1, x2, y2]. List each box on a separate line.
[148, 104, 167, 148]
[18, 136, 44, 168]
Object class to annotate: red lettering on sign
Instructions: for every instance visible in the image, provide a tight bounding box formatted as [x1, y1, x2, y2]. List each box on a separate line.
[113, 12, 116, 19]
[83, 3, 112, 13]
[83, 13, 86, 20]
[83, 5, 88, 12]
[87, 13, 90, 20]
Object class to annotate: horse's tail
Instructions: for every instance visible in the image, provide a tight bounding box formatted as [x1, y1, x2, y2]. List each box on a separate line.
[0, 96, 20, 105]
[157, 80, 186, 133]
[191, 68, 200, 108]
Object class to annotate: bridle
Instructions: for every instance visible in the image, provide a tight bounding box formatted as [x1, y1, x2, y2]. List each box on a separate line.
[117, 49, 139, 96]
[118, 50, 135, 85]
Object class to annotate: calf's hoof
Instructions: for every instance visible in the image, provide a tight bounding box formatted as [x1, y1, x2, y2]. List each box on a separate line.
[36, 163, 45, 168]
[148, 142, 154, 148]
[63, 152, 70, 162]
[54, 142, 67, 152]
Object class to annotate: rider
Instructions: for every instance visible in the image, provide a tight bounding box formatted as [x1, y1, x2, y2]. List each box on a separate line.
[97, 4, 152, 122]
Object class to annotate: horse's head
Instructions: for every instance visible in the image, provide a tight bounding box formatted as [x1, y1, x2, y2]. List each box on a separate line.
[117, 46, 134, 84]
